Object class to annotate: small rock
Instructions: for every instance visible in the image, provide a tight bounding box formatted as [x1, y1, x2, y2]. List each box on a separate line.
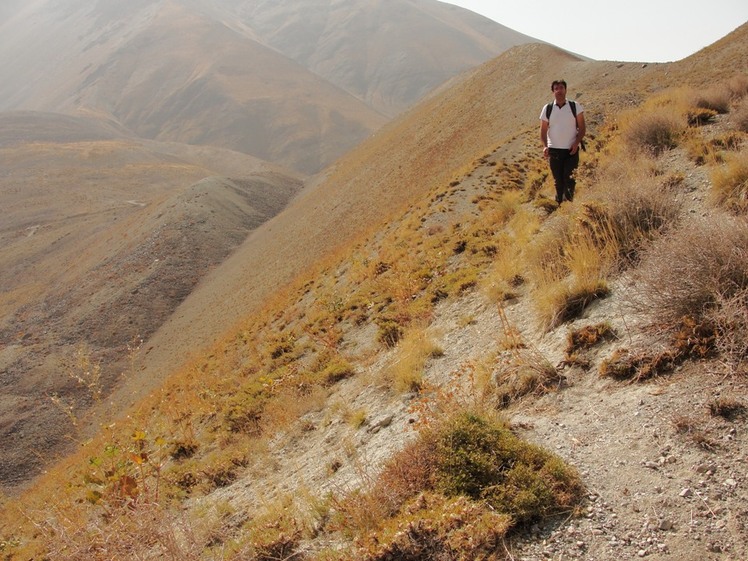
[658, 519, 674, 531]
[724, 478, 737, 488]
[680, 488, 693, 498]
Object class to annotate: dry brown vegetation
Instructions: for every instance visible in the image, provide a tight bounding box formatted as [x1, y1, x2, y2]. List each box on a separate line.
[2, 26, 748, 561]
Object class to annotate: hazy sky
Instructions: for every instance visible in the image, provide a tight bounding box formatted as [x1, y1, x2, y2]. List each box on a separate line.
[444, 0, 748, 62]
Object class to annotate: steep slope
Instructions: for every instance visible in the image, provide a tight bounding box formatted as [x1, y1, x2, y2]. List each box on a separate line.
[0, 0, 544, 493]
[117, 43, 663, 408]
[0, 112, 303, 490]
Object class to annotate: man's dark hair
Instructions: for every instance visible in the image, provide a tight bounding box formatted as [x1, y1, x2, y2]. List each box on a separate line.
[551, 79, 567, 91]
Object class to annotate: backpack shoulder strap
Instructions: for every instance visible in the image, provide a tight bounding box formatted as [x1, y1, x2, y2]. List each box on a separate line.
[546, 100, 578, 120]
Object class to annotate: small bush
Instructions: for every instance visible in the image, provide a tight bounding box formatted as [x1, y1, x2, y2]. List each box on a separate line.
[733, 98, 748, 132]
[376, 318, 403, 348]
[356, 493, 512, 561]
[623, 111, 684, 155]
[725, 75, 748, 101]
[599, 347, 678, 382]
[710, 151, 748, 213]
[627, 218, 748, 336]
[566, 322, 617, 356]
[598, 175, 681, 267]
[695, 88, 731, 114]
[431, 413, 583, 524]
[321, 358, 356, 386]
[331, 411, 583, 560]
[686, 107, 718, 126]
[599, 316, 720, 382]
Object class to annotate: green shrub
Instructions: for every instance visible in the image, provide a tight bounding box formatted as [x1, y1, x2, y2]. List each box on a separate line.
[329, 411, 583, 560]
[430, 413, 583, 524]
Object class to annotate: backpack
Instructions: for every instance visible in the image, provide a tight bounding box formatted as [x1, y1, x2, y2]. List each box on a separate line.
[545, 100, 585, 151]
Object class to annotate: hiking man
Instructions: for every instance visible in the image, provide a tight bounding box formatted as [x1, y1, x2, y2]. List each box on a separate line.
[540, 79, 586, 204]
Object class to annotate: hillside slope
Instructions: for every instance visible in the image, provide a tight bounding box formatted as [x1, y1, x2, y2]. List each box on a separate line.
[1, 22, 747, 561]
[117, 43, 667, 413]
[0, 112, 303, 489]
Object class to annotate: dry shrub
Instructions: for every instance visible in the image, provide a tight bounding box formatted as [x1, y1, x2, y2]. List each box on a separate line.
[672, 415, 716, 451]
[622, 109, 684, 155]
[733, 97, 748, 132]
[694, 87, 731, 114]
[493, 348, 564, 407]
[39, 503, 215, 561]
[627, 217, 748, 329]
[686, 107, 718, 127]
[599, 347, 678, 382]
[237, 507, 307, 561]
[593, 166, 681, 267]
[710, 150, 748, 213]
[710, 290, 748, 375]
[725, 74, 748, 101]
[356, 493, 512, 561]
[710, 131, 744, 152]
[599, 315, 720, 382]
[625, 217, 748, 374]
[566, 323, 617, 358]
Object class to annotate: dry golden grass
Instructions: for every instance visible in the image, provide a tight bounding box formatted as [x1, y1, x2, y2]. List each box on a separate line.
[385, 326, 444, 393]
[617, 95, 687, 155]
[481, 233, 524, 303]
[710, 150, 748, 212]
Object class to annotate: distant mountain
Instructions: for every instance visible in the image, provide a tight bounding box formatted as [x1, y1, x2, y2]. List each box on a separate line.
[0, 0, 537, 173]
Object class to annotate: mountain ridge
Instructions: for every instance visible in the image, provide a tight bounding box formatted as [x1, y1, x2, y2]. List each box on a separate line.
[0, 0, 538, 173]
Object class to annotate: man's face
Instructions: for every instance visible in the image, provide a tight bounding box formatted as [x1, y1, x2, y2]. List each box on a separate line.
[553, 83, 567, 101]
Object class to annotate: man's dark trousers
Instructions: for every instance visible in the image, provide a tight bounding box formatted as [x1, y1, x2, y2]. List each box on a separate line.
[549, 148, 579, 203]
